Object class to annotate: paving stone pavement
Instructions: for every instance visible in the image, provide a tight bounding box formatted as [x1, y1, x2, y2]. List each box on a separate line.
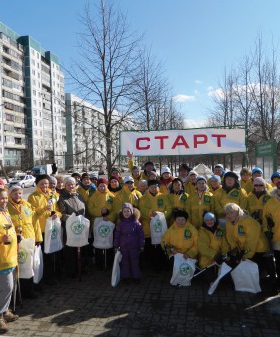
[3, 267, 280, 337]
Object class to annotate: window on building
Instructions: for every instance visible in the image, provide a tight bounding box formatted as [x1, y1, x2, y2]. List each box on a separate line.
[15, 138, 22, 144]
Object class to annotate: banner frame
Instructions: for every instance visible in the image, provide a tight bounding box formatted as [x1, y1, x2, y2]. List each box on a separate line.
[119, 125, 247, 158]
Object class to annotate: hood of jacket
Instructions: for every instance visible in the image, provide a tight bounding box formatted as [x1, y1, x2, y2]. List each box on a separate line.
[270, 187, 280, 202]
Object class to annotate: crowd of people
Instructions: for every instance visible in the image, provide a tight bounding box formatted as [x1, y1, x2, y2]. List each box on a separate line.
[1, 157, 280, 333]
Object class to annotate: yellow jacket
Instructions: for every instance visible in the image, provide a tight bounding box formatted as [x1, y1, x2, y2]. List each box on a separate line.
[113, 186, 142, 214]
[263, 189, 280, 247]
[161, 221, 198, 259]
[128, 158, 149, 181]
[184, 181, 196, 196]
[168, 191, 190, 212]
[225, 213, 268, 258]
[28, 187, 62, 233]
[139, 191, 172, 238]
[186, 191, 215, 229]
[209, 185, 223, 196]
[214, 187, 248, 217]
[168, 191, 190, 226]
[8, 198, 42, 243]
[76, 185, 95, 203]
[247, 192, 271, 221]
[198, 226, 229, 268]
[87, 189, 116, 225]
[244, 179, 273, 194]
[133, 177, 141, 190]
[159, 178, 173, 194]
[50, 190, 60, 204]
[0, 210, 17, 271]
[240, 179, 248, 189]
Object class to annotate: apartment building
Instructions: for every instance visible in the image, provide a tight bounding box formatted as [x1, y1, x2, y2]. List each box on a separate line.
[65, 93, 107, 171]
[0, 22, 67, 170]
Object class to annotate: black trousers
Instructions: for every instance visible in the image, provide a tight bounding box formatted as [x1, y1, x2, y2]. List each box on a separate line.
[142, 238, 167, 272]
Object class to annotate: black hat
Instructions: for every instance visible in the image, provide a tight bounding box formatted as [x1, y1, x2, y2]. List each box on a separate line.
[224, 171, 239, 180]
[179, 164, 191, 172]
[111, 167, 121, 173]
[71, 172, 81, 178]
[148, 179, 160, 187]
[172, 177, 183, 185]
[173, 209, 188, 220]
[145, 161, 154, 167]
[35, 174, 50, 185]
[81, 172, 90, 181]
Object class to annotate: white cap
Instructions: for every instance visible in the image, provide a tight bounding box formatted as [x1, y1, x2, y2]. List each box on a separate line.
[124, 176, 134, 183]
[161, 166, 171, 175]
[188, 170, 198, 177]
[8, 184, 23, 196]
[214, 164, 224, 170]
[63, 176, 76, 185]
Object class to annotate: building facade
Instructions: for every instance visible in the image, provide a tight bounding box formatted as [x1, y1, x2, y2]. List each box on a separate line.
[0, 22, 66, 170]
[65, 93, 106, 171]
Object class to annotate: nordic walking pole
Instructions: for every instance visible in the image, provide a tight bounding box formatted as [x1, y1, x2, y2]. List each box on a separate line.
[77, 247, 82, 282]
[14, 226, 23, 310]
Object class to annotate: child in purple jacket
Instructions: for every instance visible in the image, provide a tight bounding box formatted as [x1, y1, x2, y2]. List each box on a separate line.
[114, 203, 145, 282]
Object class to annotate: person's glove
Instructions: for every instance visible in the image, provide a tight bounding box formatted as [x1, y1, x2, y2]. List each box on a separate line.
[214, 253, 225, 265]
[265, 231, 273, 240]
[251, 210, 260, 220]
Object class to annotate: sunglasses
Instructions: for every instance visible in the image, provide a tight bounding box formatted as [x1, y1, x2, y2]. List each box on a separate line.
[126, 181, 134, 184]
[254, 185, 264, 187]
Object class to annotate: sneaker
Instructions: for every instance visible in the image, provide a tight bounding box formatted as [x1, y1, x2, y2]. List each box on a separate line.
[0, 315, 8, 333]
[3, 309, 19, 322]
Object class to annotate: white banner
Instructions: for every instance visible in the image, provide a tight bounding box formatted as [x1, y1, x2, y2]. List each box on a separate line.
[120, 128, 246, 156]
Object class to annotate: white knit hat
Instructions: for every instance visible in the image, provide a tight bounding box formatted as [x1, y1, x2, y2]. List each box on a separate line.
[124, 176, 134, 183]
[8, 184, 23, 196]
[63, 176, 76, 185]
[161, 166, 171, 175]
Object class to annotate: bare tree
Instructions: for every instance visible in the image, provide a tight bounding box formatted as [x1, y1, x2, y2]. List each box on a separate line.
[208, 34, 280, 166]
[250, 35, 280, 142]
[129, 48, 168, 130]
[67, 0, 142, 173]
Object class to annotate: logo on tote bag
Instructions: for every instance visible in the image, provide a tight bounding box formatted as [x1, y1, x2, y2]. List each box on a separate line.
[51, 224, 59, 240]
[99, 225, 110, 237]
[18, 248, 28, 264]
[71, 220, 84, 235]
[153, 220, 162, 232]
[180, 263, 192, 275]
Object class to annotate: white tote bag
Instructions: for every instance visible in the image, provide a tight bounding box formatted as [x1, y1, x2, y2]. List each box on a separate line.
[231, 259, 261, 293]
[66, 213, 90, 247]
[33, 245, 44, 284]
[170, 253, 196, 287]
[93, 218, 115, 249]
[111, 250, 122, 287]
[18, 238, 35, 279]
[208, 262, 232, 295]
[150, 212, 168, 245]
[44, 217, 63, 254]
